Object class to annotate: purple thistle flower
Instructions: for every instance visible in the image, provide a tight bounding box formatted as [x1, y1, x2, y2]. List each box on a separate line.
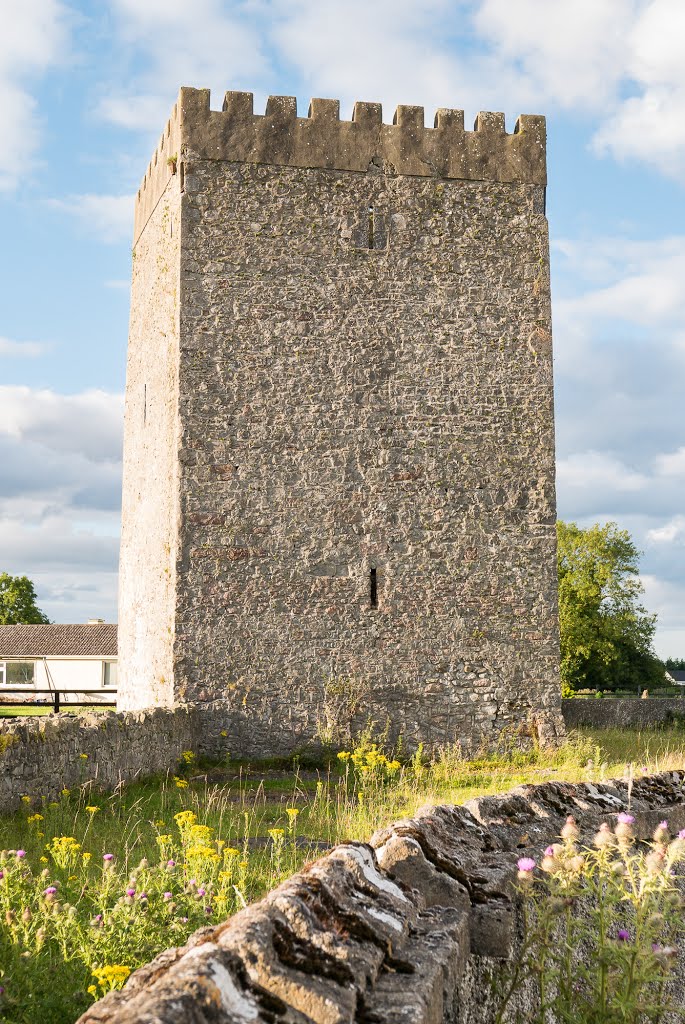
[544, 846, 555, 856]
[43, 886, 57, 895]
[126, 887, 136, 897]
[617, 930, 630, 941]
[103, 853, 114, 861]
[188, 878, 197, 886]
[15, 850, 26, 859]
[167, 859, 176, 868]
[617, 813, 635, 825]
[679, 830, 685, 840]
[197, 887, 206, 897]
[163, 891, 172, 900]
[659, 820, 668, 829]
[204, 905, 213, 915]
[0, 871, 4, 880]
[517, 857, 536, 872]
[139, 892, 148, 900]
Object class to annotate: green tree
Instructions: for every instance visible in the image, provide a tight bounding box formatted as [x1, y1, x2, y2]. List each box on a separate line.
[557, 521, 663, 694]
[665, 657, 685, 670]
[0, 574, 50, 625]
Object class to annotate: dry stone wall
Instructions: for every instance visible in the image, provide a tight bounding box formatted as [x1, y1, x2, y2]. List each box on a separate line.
[78, 771, 685, 1024]
[0, 706, 226, 814]
[562, 697, 685, 730]
[119, 86, 564, 753]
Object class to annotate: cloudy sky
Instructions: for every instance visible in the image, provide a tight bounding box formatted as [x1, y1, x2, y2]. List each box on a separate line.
[2, 0, 685, 656]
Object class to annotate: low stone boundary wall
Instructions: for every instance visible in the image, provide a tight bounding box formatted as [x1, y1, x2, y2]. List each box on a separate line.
[78, 771, 685, 1024]
[0, 705, 224, 813]
[563, 696, 685, 730]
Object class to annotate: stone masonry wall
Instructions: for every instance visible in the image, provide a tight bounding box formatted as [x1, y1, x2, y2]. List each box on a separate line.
[119, 87, 564, 752]
[0, 706, 215, 814]
[79, 771, 685, 1024]
[563, 697, 685, 730]
[118, 177, 181, 709]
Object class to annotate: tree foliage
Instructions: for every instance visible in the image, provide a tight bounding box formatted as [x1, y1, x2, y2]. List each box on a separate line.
[557, 522, 663, 693]
[0, 574, 50, 625]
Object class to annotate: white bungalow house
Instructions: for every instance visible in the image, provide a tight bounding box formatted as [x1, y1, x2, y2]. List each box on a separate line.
[0, 620, 117, 705]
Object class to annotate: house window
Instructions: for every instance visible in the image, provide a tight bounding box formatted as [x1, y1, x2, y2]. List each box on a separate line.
[0, 662, 35, 686]
[103, 661, 118, 688]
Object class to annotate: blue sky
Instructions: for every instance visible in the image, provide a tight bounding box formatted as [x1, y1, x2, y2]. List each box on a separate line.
[2, 0, 685, 657]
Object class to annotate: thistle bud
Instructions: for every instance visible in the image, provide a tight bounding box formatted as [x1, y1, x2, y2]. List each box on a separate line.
[653, 820, 669, 843]
[646, 850, 665, 875]
[21, 907, 31, 924]
[615, 812, 635, 841]
[560, 816, 579, 841]
[594, 823, 615, 849]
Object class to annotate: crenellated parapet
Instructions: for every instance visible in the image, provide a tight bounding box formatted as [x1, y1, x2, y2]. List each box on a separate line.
[133, 87, 546, 243]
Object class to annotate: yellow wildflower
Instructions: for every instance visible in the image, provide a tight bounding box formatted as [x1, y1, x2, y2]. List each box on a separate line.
[79, 753, 89, 760]
[286, 807, 299, 823]
[268, 828, 285, 841]
[85, 806, 100, 815]
[28, 813, 44, 824]
[92, 965, 131, 993]
[336, 751, 351, 761]
[82, 852, 92, 864]
[181, 750, 195, 764]
[173, 776, 188, 789]
[154, 819, 165, 827]
[40, 857, 48, 864]
[187, 824, 213, 844]
[224, 847, 240, 858]
[61, 788, 70, 798]
[174, 810, 197, 826]
[48, 802, 59, 809]
[87, 985, 98, 998]
[186, 844, 220, 861]
[156, 834, 173, 845]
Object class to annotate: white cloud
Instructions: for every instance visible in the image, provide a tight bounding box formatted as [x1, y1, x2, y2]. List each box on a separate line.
[647, 516, 685, 544]
[557, 452, 648, 494]
[45, 194, 133, 243]
[655, 447, 685, 477]
[555, 236, 685, 328]
[0, 0, 69, 189]
[0, 386, 123, 463]
[0, 386, 123, 623]
[0, 336, 48, 357]
[99, 0, 269, 135]
[473, 0, 637, 108]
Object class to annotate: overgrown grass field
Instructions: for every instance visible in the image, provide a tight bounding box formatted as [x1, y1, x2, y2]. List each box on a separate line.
[1, 727, 685, 1022]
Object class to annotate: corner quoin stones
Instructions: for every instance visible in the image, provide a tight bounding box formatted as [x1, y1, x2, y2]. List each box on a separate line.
[118, 87, 564, 752]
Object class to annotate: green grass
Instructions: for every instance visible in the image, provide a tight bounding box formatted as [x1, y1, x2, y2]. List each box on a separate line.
[0, 706, 112, 718]
[1, 727, 685, 1022]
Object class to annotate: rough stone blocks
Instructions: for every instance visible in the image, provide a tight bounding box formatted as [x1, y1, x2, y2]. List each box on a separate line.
[118, 88, 564, 752]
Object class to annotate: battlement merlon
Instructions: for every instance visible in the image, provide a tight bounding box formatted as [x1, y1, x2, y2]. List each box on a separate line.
[133, 87, 546, 245]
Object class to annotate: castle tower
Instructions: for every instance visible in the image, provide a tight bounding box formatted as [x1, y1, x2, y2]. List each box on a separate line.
[118, 87, 564, 752]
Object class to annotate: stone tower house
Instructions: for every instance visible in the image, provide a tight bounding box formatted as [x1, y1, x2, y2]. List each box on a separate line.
[118, 87, 563, 752]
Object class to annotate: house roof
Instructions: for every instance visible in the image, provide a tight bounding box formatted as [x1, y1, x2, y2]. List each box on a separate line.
[667, 669, 685, 683]
[0, 624, 117, 658]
